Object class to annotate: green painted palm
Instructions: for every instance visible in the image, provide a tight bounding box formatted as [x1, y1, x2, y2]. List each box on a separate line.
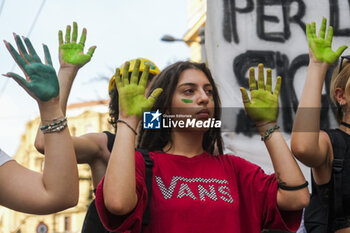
[240, 64, 281, 124]
[59, 22, 96, 66]
[4, 35, 59, 102]
[115, 59, 162, 117]
[307, 18, 347, 64]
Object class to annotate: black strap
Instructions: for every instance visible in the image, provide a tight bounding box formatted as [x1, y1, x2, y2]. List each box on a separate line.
[278, 181, 308, 190]
[324, 129, 347, 232]
[136, 148, 153, 228]
[103, 131, 116, 152]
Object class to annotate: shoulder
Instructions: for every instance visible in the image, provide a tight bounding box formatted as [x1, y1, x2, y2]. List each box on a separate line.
[0, 149, 13, 167]
[79, 132, 108, 144]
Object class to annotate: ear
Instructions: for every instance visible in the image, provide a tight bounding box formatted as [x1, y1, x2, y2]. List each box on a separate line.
[335, 88, 346, 106]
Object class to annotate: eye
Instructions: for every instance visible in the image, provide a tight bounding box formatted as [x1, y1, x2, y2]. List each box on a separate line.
[184, 89, 194, 94]
[205, 89, 213, 95]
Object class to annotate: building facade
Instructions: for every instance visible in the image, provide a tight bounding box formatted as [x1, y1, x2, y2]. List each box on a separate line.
[184, 0, 206, 62]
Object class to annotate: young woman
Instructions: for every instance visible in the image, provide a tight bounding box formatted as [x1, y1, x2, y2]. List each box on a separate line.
[95, 60, 309, 232]
[0, 34, 79, 214]
[291, 18, 349, 232]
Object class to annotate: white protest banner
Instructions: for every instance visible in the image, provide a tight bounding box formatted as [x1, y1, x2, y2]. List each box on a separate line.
[206, 0, 350, 176]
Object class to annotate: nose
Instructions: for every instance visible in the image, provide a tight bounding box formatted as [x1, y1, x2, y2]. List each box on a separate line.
[197, 89, 209, 105]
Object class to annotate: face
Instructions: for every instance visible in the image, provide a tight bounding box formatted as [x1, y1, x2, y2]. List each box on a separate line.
[170, 68, 215, 125]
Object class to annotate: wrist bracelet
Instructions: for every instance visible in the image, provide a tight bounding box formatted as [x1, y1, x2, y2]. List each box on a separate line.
[117, 119, 137, 135]
[278, 181, 309, 191]
[261, 125, 280, 141]
[40, 117, 67, 134]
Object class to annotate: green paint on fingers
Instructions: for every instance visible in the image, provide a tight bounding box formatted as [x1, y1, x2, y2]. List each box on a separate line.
[241, 64, 281, 124]
[307, 17, 347, 64]
[4, 37, 59, 102]
[116, 61, 162, 117]
[59, 22, 96, 66]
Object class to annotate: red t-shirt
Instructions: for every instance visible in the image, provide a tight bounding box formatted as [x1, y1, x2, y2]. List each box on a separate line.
[95, 151, 302, 233]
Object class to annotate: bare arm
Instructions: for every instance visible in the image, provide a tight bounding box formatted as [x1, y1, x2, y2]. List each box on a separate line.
[0, 35, 79, 214]
[103, 61, 162, 215]
[291, 62, 330, 167]
[104, 116, 139, 215]
[256, 123, 309, 211]
[291, 18, 347, 168]
[35, 22, 96, 158]
[0, 103, 78, 214]
[240, 64, 309, 211]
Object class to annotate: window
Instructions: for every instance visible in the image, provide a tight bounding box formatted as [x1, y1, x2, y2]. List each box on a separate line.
[64, 216, 71, 232]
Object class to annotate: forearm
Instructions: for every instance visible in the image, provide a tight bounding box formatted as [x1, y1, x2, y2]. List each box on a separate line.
[34, 66, 78, 153]
[104, 117, 139, 215]
[259, 124, 309, 210]
[57, 66, 79, 114]
[4, 103, 79, 214]
[291, 63, 328, 164]
[39, 101, 79, 207]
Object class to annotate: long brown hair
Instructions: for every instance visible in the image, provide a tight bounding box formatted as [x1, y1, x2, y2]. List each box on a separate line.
[138, 61, 224, 155]
[330, 59, 350, 123]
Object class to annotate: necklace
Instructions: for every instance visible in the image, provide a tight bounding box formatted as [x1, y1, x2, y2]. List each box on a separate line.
[340, 121, 350, 129]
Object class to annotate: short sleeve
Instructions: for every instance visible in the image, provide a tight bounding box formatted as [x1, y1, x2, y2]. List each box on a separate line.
[232, 156, 302, 232]
[95, 151, 148, 232]
[0, 149, 13, 167]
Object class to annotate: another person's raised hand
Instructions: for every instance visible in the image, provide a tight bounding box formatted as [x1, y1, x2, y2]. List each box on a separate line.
[59, 22, 96, 68]
[3, 34, 59, 103]
[307, 17, 347, 64]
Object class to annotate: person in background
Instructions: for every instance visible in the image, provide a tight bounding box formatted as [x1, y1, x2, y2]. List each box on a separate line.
[0, 33, 79, 214]
[34, 22, 160, 232]
[291, 17, 349, 233]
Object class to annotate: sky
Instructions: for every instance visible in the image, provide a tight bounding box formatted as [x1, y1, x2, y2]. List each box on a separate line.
[0, 0, 190, 155]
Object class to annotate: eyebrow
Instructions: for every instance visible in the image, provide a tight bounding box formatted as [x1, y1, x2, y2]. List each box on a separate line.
[177, 83, 212, 88]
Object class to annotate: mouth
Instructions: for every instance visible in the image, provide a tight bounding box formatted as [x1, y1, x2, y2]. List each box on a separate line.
[196, 109, 210, 118]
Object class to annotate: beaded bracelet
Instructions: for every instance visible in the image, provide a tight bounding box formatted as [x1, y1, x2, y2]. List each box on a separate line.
[40, 117, 67, 134]
[261, 124, 280, 141]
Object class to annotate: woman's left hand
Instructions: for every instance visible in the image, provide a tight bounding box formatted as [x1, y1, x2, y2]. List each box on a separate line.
[240, 63, 281, 125]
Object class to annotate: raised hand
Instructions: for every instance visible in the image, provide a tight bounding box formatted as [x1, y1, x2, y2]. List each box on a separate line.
[115, 59, 162, 117]
[59, 22, 96, 67]
[240, 64, 281, 124]
[307, 17, 347, 64]
[3, 34, 59, 102]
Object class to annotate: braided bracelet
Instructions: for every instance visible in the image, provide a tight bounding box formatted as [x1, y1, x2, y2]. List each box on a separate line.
[261, 125, 280, 141]
[278, 181, 309, 191]
[117, 119, 137, 135]
[40, 117, 67, 134]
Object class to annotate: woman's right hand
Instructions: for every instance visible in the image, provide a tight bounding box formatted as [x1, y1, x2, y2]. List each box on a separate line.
[115, 59, 162, 119]
[307, 17, 347, 65]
